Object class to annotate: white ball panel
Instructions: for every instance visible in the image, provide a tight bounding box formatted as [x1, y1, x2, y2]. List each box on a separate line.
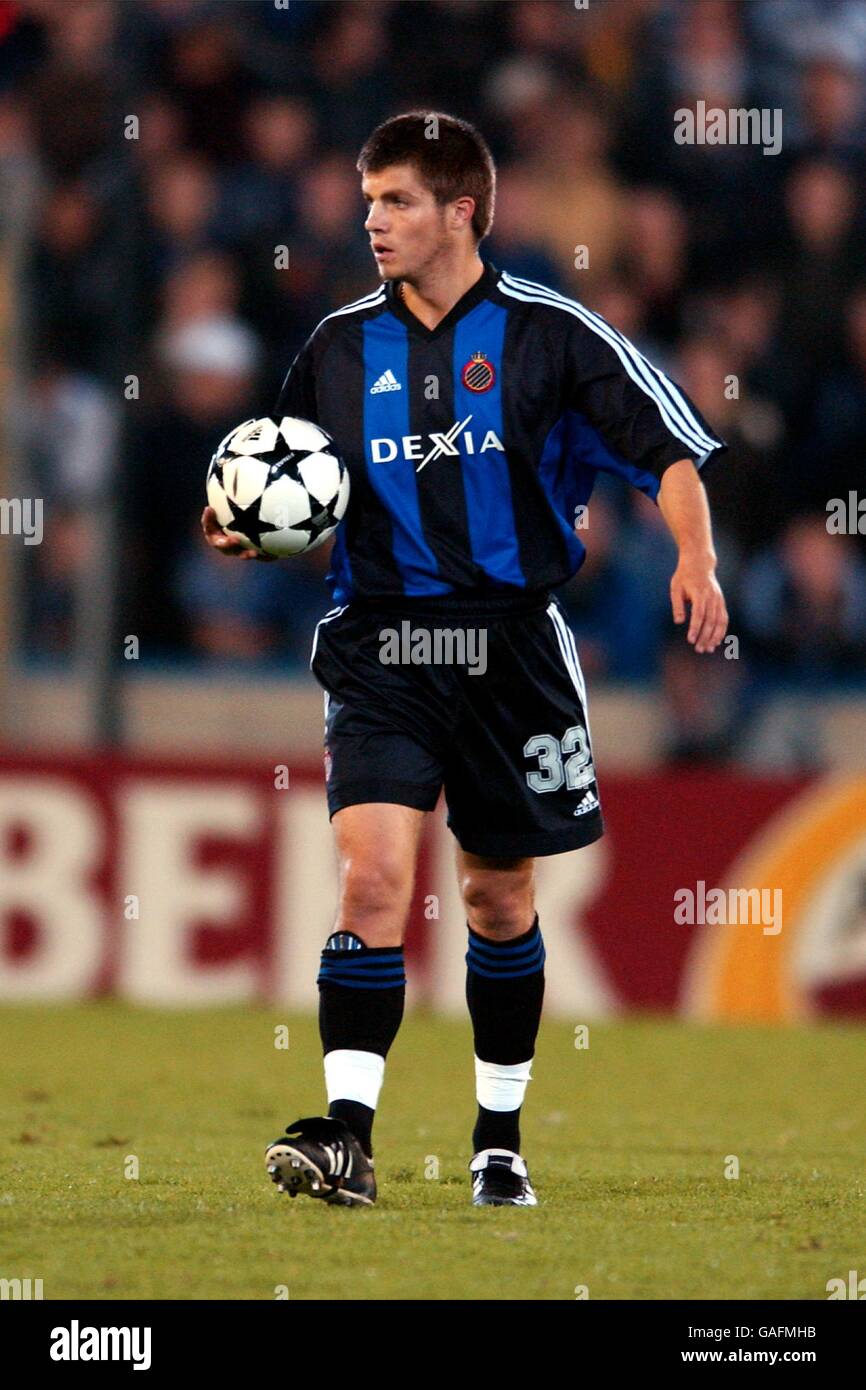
[298, 451, 341, 505]
[221, 456, 270, 507]
[334, 471, 351, 520]
[260, 525, 317, 558]
[206, 474, 233, 528]
[228, 417, 281, 455]
[261, 475, 313, 530]
[215, 419, 254, 458]
[278, 416, 333, 454]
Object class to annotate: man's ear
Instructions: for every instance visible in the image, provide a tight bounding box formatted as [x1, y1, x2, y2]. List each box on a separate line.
[450, 195, 476, 232]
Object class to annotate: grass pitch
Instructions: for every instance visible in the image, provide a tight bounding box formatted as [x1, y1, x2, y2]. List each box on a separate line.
[1, 1004, 864, 1301]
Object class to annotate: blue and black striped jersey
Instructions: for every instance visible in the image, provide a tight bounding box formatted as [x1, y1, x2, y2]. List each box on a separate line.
[274, 261, 727, 605]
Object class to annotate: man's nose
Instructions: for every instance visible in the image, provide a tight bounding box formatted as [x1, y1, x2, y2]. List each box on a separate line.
[365, 202, 386, 233]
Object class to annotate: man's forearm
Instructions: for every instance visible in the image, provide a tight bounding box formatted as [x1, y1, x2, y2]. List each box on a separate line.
[657, 458, 728, 653]
[658, 457, 716, 561]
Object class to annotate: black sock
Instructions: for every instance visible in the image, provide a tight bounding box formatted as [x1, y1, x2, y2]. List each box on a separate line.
[317, 934, 406, 1159]
[327, 1098, 375, 1157]
[465, 916, 545, 1155]
[473, 1104, 521, 1155]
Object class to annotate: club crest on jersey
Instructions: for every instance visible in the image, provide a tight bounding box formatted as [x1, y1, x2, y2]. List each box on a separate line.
[461, 352, 496, 393]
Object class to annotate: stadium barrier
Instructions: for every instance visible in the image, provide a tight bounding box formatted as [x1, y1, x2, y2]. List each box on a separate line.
[0, 753, 863, 1019]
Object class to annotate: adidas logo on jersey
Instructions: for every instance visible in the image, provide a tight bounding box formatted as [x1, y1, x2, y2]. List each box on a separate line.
[370, 369, 402, 394]
[573, 790, 600, 816]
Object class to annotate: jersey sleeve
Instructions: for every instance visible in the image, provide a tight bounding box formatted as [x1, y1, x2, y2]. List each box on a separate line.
[273, 332, 318, 422]
[564, 312, 727, 498]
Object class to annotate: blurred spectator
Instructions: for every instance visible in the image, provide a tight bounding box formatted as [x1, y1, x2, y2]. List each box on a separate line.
[484, 166, 563, 289]
[308, 4, 394, 152]
[739, 514, 866, 684]
[29, 180, 122, 377]
[175, 524, 334, 668]
[159, 250, 243, 331]
[389, 0, 508, 116]
[240, 152, 372, 376]
[130, 93, 185, 177]
[155, 15, 253, 163]
[19, 341, 120, 655]
[215, 95, 313, 247]
[522, 93, 627, 293]
[801, 284, 866, 527]
[797, 52, 866, 162]
[126, 314, 261, 655]
[144, 153, 220, 275]
[676, 333, 786, 558]
[614, 188, 689, 346]
[775, 160, 864, 422]
[557, 488, 662, 680]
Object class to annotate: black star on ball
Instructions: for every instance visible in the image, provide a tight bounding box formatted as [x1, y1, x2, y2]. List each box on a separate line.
[224, 494, 281, 549]
[293, 498, 340, 538]
[267, 448, 309, 477]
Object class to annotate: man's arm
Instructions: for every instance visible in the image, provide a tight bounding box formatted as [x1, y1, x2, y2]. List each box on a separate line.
[658, 458, 728, 654]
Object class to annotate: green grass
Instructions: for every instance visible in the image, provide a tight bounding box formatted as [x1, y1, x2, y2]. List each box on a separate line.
[1, 1004, 864, 1300]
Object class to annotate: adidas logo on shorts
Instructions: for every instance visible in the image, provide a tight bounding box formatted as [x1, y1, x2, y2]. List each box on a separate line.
[370, 369, 402, 394]
[573, 790, 599, 816]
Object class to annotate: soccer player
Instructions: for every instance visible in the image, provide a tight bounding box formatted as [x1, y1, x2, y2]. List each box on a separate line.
[201, 112, 728, 1207]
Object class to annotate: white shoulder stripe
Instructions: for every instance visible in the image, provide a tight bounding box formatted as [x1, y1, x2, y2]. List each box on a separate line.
[504, 270, 722, 457]
[313, 286, 386, 335]
[501, 271, 714, 457]
[499, 272, 720, 460]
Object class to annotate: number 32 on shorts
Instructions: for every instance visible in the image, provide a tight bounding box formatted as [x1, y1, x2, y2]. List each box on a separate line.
[523, 725, 595, 794]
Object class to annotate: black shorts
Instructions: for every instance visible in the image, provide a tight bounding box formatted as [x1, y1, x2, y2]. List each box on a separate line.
[309, 590, 604, 859]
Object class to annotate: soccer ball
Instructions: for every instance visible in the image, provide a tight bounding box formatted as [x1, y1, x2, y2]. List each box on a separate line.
[206, 415, 349, 557]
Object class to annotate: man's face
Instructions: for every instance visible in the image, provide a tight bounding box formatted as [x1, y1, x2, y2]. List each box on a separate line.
[362, 163, 450, 282]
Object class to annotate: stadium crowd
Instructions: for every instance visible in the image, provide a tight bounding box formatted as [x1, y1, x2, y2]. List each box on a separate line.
[2, 0, 865, 765]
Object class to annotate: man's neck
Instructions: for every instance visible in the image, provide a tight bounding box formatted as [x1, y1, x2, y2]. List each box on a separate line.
[398, 256, 485, 331]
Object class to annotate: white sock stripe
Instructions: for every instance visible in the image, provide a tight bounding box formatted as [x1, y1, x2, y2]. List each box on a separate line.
[475, 1058, 534, 1079]
[499, 272, 718, 458]
[475, 1055, 533, 1112]
[324, 1048, 386, 1111]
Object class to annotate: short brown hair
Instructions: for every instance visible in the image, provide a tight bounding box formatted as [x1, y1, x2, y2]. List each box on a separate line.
[357, 111, 496, 242]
